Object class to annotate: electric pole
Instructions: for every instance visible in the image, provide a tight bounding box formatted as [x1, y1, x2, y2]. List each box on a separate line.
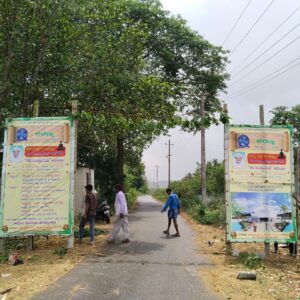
[201, 95, 207, 203]
[156, 165, 159, 189]
[166, 139, 174, 187]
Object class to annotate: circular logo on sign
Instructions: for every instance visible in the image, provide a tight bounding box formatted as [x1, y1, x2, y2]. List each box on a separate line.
[16, 128, 28, 141]
[238, 135, 250, 148]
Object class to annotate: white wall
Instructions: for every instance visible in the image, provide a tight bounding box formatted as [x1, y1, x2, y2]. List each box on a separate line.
[74, 168, 95, 219]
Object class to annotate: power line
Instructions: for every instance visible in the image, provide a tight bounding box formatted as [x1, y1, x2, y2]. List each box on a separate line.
[229, 35, 300, 87]
[230, 0, 276, 56]
[222, 0, 252, 46]
[231, 23, 300, 78]
[230, 5, 300, 72]
[231, 57, 300, 95]
[231, 61, 300, 97]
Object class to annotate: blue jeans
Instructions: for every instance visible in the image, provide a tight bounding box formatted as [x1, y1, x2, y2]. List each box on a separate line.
[79, 215, 95, 242]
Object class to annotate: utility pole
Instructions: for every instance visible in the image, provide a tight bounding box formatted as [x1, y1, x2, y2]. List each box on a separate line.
[223, 103, 232, 255]
[201, 95, 207, 203]
[295, 143, 300, 255]
[166, 139, 174, 187]
[33, 100, 39, 117]
[260, 104, 270, 256]
[156, 165, 159, 189]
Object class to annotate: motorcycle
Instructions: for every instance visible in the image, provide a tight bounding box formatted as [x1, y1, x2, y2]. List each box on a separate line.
[96, 200, 110, 224]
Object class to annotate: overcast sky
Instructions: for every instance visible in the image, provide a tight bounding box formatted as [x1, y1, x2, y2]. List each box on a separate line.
[142, 0, 300, 185]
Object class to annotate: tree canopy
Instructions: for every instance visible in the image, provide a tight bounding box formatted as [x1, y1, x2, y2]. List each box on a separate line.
[0, 0, 229, 197]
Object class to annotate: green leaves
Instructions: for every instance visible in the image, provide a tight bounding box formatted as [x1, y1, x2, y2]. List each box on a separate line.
[0, 0, 229, 195]
[270, 105, 300, 141]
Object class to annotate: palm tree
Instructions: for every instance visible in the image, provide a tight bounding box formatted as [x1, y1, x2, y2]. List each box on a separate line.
[280, 205, 288, 223]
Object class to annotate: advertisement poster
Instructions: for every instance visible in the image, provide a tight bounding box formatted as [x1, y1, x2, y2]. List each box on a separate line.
[225, 125, 297, 243]
[0, 117, 75, 237]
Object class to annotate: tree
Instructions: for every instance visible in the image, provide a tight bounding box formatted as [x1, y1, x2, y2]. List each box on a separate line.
[0, 0, 229, 197]
[270, 105, 300, 198]
[280, 205, 288, 223]
[73, 0, 229, 189]
[232, 202, 244, 219]
[270, 105, 300, 141]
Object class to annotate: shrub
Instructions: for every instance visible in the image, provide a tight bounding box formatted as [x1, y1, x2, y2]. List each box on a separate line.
[237, 252, 262, 269]
[125, 188, 138, 208]
[201, 209, 223, 226]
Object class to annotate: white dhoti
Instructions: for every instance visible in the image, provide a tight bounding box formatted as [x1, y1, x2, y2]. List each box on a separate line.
[108, 216, 129, 241]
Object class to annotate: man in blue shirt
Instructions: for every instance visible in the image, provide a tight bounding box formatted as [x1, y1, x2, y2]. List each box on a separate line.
[161, 188, 180, 237]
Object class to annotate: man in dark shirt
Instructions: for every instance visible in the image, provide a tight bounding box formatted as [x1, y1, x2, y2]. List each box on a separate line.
[79, 184, 97, 245]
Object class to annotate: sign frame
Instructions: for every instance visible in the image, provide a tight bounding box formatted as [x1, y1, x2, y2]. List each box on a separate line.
[225, 124, 297, 243]
[0, 117, 75, 237]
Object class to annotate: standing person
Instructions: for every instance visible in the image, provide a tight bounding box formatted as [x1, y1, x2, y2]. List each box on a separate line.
[107, 184, 130, 244]
[161, 188, 180, 237]
[79, 184, 97, 245]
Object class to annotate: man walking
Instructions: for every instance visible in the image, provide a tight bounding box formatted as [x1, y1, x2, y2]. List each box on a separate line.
[107, 184, 130, 243]
[161, 188, 180, 237]
[79, 184, 98, 245]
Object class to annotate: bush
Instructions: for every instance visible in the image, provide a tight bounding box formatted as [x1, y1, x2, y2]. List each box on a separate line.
[152, 188, 166, 202]
[150, 182, 226, 227]
[201, 209, 223, 226]
[125, 188, 138, 208]
[238, 252, 262, 269]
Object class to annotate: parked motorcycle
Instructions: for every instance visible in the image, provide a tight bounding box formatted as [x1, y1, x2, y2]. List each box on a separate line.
[96, 200, 110, 223]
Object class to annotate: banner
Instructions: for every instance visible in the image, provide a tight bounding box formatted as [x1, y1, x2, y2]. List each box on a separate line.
[225, 125, 297, 243]
[0, 117, 75, 237]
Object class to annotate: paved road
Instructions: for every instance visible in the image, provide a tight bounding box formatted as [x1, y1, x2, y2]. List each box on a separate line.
[33, 195, 220, 300]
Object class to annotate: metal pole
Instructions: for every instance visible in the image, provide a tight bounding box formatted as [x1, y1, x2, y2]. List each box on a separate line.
[67, 100, 78, 249]
[166, 140, 174, 187]
[33, 100, 39, 117]
[260, 105, 270, 255]
[259, 104, 265, 126]
[72, 100, 78, 171]
[168, 140, 171, 187]
[27, 100, 40, 250]
[295, 145, 300, 255]
[156, 165, 159, 189]
[201, 95, 207, 203]
[223, 104, 232, 255]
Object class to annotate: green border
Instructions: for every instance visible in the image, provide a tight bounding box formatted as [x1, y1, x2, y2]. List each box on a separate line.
[0, 117, 75, 237]
[225, 124, 297, 243]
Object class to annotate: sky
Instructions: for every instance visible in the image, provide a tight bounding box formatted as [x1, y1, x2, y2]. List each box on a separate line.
[232, 192, 291, 217]
[142, 0, 300, 185]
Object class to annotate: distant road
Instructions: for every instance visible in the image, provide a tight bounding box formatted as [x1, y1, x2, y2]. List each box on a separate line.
[33, 195, 220, 300]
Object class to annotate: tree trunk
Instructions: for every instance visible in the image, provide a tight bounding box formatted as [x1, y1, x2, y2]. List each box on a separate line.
[116, 137, 125, 189]
[201, 95, 207, 203]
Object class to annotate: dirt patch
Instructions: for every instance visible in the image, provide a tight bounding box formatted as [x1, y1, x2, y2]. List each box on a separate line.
[181, 212, 300, 300]
[0, 223, 110, 300]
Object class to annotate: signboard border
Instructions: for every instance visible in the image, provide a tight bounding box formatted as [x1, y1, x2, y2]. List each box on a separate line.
[225, 124, 297, 243]
[0, 117, 75, 237]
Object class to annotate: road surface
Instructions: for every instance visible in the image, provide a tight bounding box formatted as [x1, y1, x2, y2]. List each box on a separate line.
[33, 195, 220, 300]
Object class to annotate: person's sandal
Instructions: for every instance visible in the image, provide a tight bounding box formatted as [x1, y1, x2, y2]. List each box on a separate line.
[163, 230, 170, 235]
[121, 239, 130, 243]
[172, 233, 180, 237]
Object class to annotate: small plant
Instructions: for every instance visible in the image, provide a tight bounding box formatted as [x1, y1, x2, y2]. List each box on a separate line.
[73, 228, 106, 238]
[0, 254, 8, 264]
[28, 255, 40, 261]
[238, 252, 262, 269]
[54, 247, 68, 258]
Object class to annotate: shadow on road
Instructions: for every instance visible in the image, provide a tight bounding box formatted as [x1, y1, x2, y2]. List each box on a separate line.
[103, 240, 165, 256]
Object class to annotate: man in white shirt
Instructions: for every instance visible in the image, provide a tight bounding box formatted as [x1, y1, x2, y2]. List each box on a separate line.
[107, 184, 130, 243]
[10, 146, 24, 163]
